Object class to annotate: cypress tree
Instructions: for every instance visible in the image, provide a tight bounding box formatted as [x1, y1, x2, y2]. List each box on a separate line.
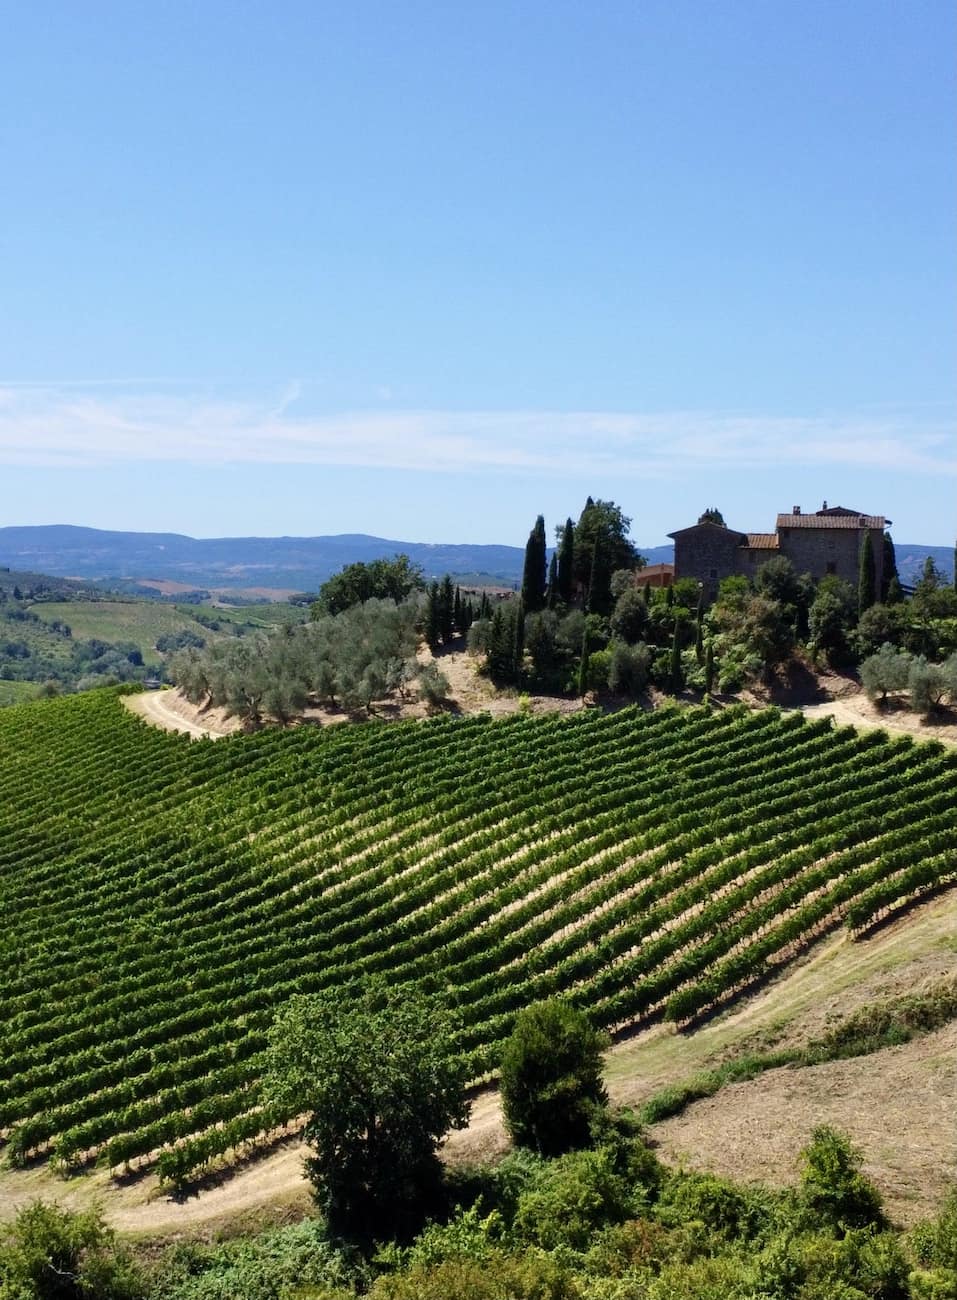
[513, 606, 525, 678]
[439, 575, 455, 643]
[546, 552, 558, 609]
[880, 533, 899, 602]
[858, 530, 876, 617]
[669, 624, 683, 695]
[577, 628, 589, 697]
[586, 534, 613, 616]
[521, 516, 548, 612]
[453, 586, 462, 632]
[425, 582, 441, 649]
[704, 640, 715, 696]
[557, 518, 575, 604]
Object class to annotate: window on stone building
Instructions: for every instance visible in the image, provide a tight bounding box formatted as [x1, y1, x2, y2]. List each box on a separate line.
[826, 561, 836, 575]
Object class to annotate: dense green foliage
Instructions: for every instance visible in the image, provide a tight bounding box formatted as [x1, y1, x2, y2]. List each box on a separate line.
[264, 981, 470, 1240]
[0, 1201, 143, 1299]
[0, 692, 955, 1189]
[4, 1117, 954, 1299]
[312, 555, 426, 616]
[500, 1000, 608, 1156]
[172, 598, 433, 721]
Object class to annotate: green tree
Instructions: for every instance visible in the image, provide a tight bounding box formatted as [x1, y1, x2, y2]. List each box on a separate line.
[556, 518, 575, 604]
[808, 577, 856, 665]
[608, 641, 651, 698]
[572, 499, 637, 615]
[313, 554, 425, 616]
[546, 551, 558, 609]
[487, 601, 523, 684]
[860, 644, 911, 703]
[610, 587, 649, 645]
[858, 530, 876, 617]
[881, 532, 900, 602]
[520, 516, 547, 613]
[799, 1126, 885, 1235]
[425, 582, 442, 651]
[263, 981, 470, 1243]
[500, 1000, 608, 1157]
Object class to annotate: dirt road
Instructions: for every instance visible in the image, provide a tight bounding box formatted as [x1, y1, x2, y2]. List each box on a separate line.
[123, 689, 239, 739]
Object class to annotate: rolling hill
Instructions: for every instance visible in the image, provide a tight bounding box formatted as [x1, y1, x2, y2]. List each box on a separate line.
[0, 688, 953, 1196]
[0, 525, 677, 591]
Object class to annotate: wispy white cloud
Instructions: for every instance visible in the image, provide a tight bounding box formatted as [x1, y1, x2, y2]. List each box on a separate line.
[0, 383, 953, 479]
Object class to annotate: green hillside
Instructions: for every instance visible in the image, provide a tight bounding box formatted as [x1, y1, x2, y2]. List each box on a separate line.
[0, 690, 954, 1188]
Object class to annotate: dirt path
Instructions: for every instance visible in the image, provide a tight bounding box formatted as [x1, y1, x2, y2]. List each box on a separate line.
[794, 695, 957, 748]
[123, 648, 587, 743]
[124, 689, 241, 739]
[3, 890, 952, 1237]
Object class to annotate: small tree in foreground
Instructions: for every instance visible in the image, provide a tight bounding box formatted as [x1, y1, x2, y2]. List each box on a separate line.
[799, 1125, 885, 1235]
[500, 1000, 609, 1157]
[264, 981, 470, 1243]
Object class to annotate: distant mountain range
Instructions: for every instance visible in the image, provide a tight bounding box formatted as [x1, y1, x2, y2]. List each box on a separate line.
[0, 525, 949, 595]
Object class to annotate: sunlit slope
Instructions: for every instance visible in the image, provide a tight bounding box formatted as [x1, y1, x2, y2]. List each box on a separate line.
[1, 690, 954, 1186]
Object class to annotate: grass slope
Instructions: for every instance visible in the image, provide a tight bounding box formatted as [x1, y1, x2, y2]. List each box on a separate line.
[0, 691, 954, 1193]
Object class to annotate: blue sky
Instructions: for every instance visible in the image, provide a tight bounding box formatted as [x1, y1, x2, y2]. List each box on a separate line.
[1, 0, 954, 547]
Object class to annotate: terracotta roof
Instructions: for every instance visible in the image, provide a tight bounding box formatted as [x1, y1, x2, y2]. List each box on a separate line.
[637, 563, 674, 576]
[744, 533, 778, 549]
[668, 523, 747, 540]
[776, 513, 886, 530]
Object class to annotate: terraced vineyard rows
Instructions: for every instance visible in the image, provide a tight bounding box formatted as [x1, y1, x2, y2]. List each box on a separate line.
[1, 689, 954, 1186]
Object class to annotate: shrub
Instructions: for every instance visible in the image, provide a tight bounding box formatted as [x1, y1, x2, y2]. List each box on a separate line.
[500, 1001, 608, 1157]
[0, 1200, 144, 1300]
[513, 1147, 633, 1251]
[798, 1126, 885, 1235]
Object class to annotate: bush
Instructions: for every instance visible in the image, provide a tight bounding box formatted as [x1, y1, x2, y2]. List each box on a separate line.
[798, 1126, 885, 1235]
[500, 1001, 608, 1157]
[608, 641, 651, 698]
[657, 1171, 771, 1242]
[368, 1248, 579, 1300]
[513, 1147, 633, 1251]
[0, 1200, 144, 1299]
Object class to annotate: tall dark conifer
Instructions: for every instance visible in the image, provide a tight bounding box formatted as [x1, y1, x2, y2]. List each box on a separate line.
[546, 552, 558, 609]
[425, 582, 441, 649]
[880, 533, 899, 603]
[557, 519, 575, 604]
[439, 575, 455, 643]
[858, 531, 876, 617]
[521, 516, 547, 612]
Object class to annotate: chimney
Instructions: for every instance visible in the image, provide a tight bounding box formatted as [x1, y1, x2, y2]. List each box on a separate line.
[822, 500, 828, 510]
[793, 505, 801, 515]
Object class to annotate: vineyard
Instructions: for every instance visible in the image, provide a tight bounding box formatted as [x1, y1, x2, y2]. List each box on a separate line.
[1, 689, 954, 1190]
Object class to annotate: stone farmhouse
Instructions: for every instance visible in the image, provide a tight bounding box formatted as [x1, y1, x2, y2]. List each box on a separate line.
[669, 502, 890, 602]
